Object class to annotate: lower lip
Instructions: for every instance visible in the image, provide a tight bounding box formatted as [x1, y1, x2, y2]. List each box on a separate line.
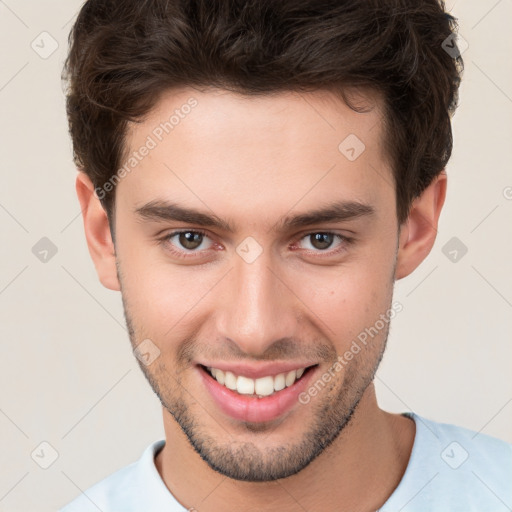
[198, 365, 317, 423]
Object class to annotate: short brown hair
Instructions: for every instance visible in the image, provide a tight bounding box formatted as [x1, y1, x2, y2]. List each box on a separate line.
[62, 0, 463, 227]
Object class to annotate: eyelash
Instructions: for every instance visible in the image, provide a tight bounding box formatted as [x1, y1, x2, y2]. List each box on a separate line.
[159, 229, 354, 260]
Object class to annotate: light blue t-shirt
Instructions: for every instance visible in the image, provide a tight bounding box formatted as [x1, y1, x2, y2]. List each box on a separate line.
[59, 412, 512, 511]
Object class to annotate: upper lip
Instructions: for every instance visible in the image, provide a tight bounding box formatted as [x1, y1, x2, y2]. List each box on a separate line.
[198, 362, 317, 379]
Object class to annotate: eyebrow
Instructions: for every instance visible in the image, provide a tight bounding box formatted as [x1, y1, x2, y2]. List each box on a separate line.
[134, 199, 375, 233]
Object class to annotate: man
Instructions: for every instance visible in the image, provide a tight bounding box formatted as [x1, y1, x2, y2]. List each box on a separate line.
[60, 0, 511, 511]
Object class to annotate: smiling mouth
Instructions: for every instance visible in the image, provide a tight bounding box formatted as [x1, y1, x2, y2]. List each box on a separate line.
[199, 364, 317, 398]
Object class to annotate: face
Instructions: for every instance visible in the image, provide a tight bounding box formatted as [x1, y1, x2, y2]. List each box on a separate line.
[113, 87, 399, 481]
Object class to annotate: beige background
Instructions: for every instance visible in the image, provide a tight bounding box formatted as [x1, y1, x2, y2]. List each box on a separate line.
[0, 1, 511, 511]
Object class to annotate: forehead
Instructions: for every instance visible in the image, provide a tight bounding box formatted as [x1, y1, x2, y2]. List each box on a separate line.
[118, 87, 394, 225]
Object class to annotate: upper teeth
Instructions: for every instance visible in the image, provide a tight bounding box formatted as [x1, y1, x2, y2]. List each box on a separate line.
[208, 367, 306, 397]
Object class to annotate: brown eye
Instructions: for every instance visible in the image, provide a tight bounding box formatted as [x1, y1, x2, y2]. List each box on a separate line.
[295, 232, 352, 256]
[309, 233, 335, 250]
[177, 231, 204, 250]
[160, 229, 216, 260]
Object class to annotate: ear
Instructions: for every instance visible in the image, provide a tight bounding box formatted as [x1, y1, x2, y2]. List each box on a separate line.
[75, 171, 121, 291]
[395, 170, 447, 280]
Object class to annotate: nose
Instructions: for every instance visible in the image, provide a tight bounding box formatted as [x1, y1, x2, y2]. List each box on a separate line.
[216, 247, 299, 357]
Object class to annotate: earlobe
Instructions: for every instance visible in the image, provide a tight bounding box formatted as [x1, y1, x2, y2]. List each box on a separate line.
[75, 171, 121, 291]
[395, 170, 447, 280]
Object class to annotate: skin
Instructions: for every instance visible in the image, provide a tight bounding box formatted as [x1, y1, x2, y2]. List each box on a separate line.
[76, 86, 446, 511]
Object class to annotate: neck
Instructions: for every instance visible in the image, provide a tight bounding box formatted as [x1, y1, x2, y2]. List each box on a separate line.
[155, 383, 415, 512]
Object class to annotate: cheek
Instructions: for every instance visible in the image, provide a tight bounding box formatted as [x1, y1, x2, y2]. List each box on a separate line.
[118, 244, 220, 343]
[116, 238, 176, 334]
[294, 250, 395, 346]
[124, 272, 193, 337]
